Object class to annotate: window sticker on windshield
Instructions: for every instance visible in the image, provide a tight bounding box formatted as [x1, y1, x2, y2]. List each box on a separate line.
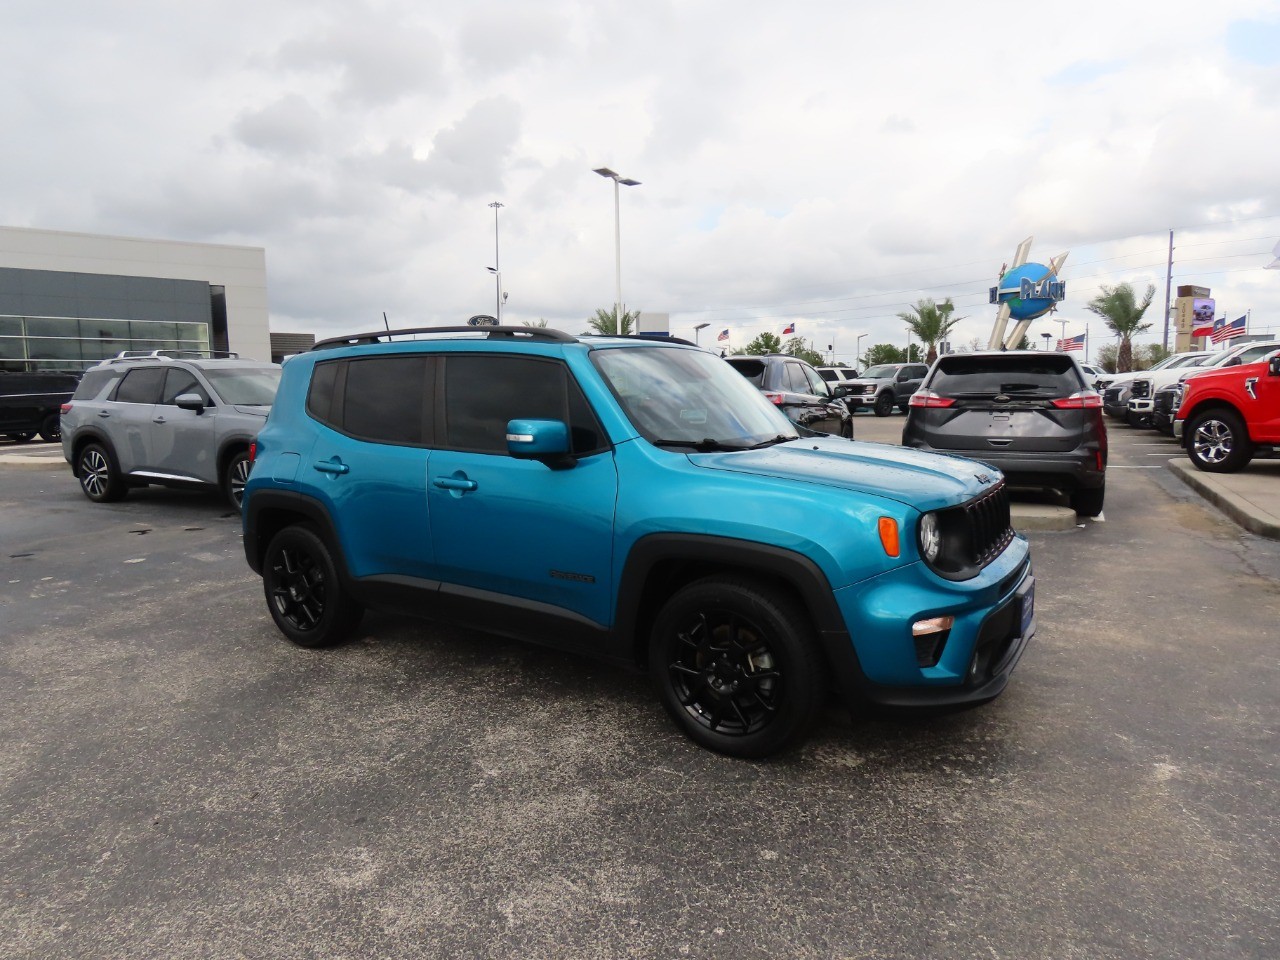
[680, 408, 708, 424]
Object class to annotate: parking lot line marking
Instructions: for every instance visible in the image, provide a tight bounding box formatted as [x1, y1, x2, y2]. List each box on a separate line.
[1109, 465, 1165, 469]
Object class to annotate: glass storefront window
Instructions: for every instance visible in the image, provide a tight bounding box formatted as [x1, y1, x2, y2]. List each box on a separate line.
[1, 314, 213, 372]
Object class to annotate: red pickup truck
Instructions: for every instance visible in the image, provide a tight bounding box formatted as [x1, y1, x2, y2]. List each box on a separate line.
[1173, 351, 1280, 472]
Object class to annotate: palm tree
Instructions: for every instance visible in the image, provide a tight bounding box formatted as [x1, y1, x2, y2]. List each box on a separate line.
[1085, 283, 1154, 373]
[897, 297, 961, 363]
[586, 306, 639, 335]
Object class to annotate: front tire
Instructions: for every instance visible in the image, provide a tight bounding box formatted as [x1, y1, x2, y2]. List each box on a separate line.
[649, 576, 823, 758]
[77, 442, 127, 502]
[1186, 408, 1252, 473]
[223, 450, 251, 511]
[262, 525, 363, 648]
[874, 392, 893, 417]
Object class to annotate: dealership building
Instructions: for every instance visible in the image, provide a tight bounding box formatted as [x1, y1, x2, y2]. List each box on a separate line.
[0, 225, 274, 373]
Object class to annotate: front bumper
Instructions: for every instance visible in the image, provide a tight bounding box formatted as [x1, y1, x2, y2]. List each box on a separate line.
[1128, 398, 1153, 414]
[831, 538, 1035, 707]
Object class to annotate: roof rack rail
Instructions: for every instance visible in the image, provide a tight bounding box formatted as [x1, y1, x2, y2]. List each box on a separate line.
[580, 333, 698, 347]
[106, 349, 240, 363]
[311, 325, 578, 351]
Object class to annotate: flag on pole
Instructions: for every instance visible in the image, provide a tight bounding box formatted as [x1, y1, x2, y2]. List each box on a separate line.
[1056, 333, 1085, 352]
[716, 328, 729, 342]
[782, 323, 795, 335]
[1210, 316, 1247, 343]
[1266, 238, 1280, 270]
[1191, 319, 1216, 338]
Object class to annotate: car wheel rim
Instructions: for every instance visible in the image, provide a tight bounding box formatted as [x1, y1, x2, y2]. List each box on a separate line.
[666, 611, 782, 737]
[268, 544, 327, 632]
[1192, 420, 1232, 463]
[80, 450, 108, 497]
[230, 459, 250, 507]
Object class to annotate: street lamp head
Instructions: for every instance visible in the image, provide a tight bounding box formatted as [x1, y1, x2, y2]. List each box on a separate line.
[487, 267, 498, 274]
[593, 167, 618, 179]
[694, 323, 710, 331]
[593, 167, 640, 187]
[489, 201, 504, 210]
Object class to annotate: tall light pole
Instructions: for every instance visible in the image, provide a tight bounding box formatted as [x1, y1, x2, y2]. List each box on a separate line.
[855, 332, 867, 368]
[694, 322, 710, 345]
[488, 201, 504, 322]
[593, 167, 640, 330]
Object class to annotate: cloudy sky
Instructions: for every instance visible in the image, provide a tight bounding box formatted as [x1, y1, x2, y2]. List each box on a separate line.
[3, 0, 1279, 362]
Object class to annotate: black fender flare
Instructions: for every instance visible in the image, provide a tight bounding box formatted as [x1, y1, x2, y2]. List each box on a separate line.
[613, 533, 871, 701]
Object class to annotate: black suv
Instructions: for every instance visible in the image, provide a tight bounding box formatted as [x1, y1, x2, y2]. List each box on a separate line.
[902, 351, 1107, 517]
[0, 370, 79, 443]
[724, 354, 852, 438]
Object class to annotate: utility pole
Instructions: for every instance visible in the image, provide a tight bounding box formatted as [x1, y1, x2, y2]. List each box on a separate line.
[1162, 229, 1174, 352]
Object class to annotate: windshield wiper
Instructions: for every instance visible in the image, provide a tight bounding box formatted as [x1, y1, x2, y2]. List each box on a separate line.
[748, 435, 797, 449]
[653, 438, 751, 452]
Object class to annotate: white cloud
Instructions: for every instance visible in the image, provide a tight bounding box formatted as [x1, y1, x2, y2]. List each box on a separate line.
[0, 0, 1276, 354]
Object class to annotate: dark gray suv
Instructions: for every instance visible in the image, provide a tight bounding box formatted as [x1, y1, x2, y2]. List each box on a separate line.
[901, 352, 1107, 517]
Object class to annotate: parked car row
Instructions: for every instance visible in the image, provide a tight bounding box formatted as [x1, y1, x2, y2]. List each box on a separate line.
[1101, 340, 1280, 473]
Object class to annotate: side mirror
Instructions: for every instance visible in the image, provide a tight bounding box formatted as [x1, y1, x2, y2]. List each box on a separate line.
[1269, 357, 1280, 377]
[1226, 357, 1241, 366]
[832, 385, 850, 398]
[175, 393, 206, 413]
[507, 418, 576, 469]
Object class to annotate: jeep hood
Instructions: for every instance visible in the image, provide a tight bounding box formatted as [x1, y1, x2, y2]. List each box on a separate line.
[689, 438, 998, 512]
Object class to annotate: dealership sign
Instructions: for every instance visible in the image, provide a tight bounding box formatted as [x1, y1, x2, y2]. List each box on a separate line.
[989, 263, 1066, 321]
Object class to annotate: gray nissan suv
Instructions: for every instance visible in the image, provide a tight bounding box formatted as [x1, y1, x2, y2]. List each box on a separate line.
[61, 352, 281, 510]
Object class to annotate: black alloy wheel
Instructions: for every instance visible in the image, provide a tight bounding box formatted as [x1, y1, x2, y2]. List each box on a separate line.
[77, 442, 126, 502]
[1186, 408, 1253, 473]
[224, 450, 252, 511]
[874, 392, 894, 417]
[650, 577, 822, 758]
[262, 525, 363, 648]
[39, 413, 61, 443]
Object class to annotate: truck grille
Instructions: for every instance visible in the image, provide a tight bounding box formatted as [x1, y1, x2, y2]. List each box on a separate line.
[1130, 378, 1150, 399]
[1153, 390, 1176, 416]
[1104, 386, 1124, 406]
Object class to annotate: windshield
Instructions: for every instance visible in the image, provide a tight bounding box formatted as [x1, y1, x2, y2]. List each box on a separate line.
[861, 365, 898, 379]
[592, 347, 798, 448]
[203, 366, 281, 405]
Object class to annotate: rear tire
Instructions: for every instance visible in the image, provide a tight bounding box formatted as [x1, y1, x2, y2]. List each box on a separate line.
[223, 450, 251, 511]
[262, 525, 363, 648]
[5, 432, 35, 444]
[1070, 482, 1105, 518]
[39, 413, 61, 443]
[1186, 408, 1252, 473]
[649, 576, 823, 758]
[874, 392, 893, 417]
[77, 442, 127, 502]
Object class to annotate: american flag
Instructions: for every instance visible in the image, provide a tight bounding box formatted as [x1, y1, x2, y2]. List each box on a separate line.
[1210, 316, 1247, 343]
[1057, 333, 1085, 352]
[716, 328, 729, 342]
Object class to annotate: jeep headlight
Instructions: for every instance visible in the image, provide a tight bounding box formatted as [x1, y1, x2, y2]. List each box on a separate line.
[918, 512, 941, 563]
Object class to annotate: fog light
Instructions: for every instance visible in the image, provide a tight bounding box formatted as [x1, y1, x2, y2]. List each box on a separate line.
[912, 615, 954, 637]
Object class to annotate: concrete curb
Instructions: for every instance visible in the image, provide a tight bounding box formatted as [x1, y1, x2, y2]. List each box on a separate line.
[1166, 458, 1280, 540]
[0, 449, 67, 471]
[1011, 504, 1079, 533]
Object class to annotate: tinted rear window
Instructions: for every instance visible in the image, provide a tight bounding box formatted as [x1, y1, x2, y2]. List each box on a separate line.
[72, 369, 118, 400]
[930, 355, 1082, 398]
[726, 358, 765, 386]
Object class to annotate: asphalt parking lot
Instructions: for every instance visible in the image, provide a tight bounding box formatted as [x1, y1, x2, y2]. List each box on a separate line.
[2, 424, 1277, 960]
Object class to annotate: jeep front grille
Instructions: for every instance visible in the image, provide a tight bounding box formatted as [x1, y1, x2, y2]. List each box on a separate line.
[963, 482, 1014, 567]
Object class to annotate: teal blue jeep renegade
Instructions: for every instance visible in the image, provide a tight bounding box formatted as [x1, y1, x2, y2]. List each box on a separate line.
[242, 326, 1035, 757]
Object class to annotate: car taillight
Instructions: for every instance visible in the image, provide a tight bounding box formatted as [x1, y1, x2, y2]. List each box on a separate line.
[908, 390, 955, 408]
[249, 441, 257, 463]
[60, 403, 72, 414]
[762, 392, 785, 406]
[1050, 391, 1103, 409]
